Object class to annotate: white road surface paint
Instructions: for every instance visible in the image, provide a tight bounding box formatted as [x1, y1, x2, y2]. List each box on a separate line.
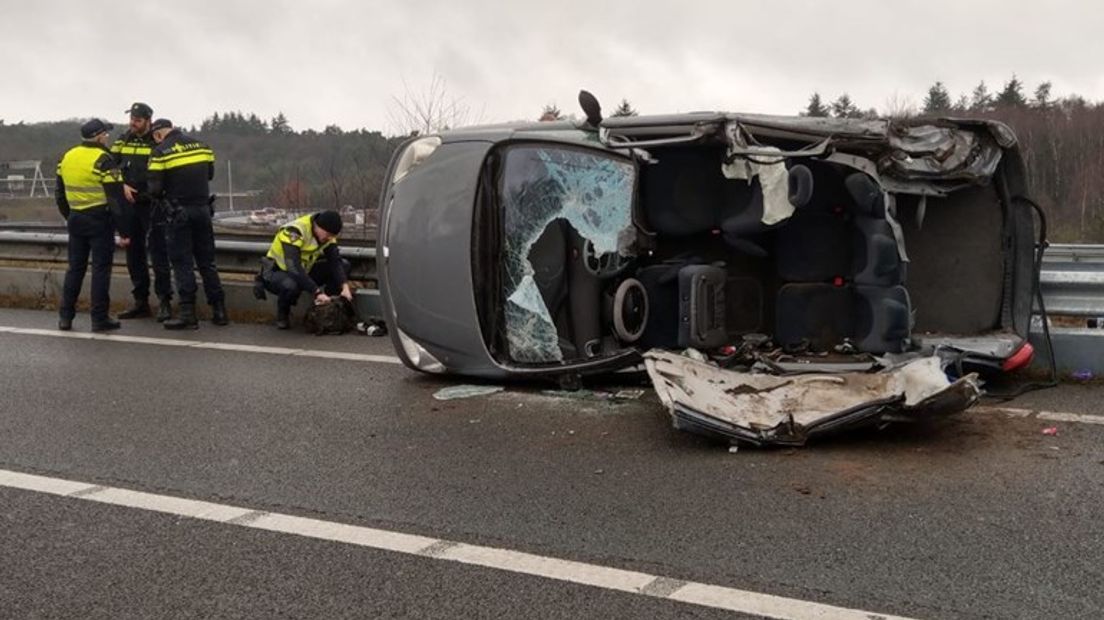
[0, 325, 402, 365]
[973, 405, 1104, 426]
[0, 467, 916, 620]
[3, 325, 1102, 427]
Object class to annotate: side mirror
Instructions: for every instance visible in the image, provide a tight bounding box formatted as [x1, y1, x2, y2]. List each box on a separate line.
[578, 90, 603, 127]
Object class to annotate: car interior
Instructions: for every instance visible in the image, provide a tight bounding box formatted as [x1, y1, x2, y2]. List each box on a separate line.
[515, 143, 1011, 367]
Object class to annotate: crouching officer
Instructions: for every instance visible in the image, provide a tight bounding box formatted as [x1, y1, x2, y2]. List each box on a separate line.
[147, 119, 227, 330]
[113, 102, 174, 322]
[256, 210, 352, 329]
[55, 119, 132, 332]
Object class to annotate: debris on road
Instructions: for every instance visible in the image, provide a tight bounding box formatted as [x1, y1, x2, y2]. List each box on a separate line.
[356, 320, 388, 337]
[645, 350, 980, 447]
[539, 388, 645, 402]
[1042, 426, 1059, 436]
[433, 385, 505, 400]
[1071, 369, 1094, 382]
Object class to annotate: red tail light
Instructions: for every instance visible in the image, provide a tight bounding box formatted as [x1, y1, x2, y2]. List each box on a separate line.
[1002, 342, 1035, 372]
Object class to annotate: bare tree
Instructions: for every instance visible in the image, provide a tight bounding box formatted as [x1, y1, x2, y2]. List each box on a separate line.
[883, 91, 918, 119]
[387, 72, 483, 136]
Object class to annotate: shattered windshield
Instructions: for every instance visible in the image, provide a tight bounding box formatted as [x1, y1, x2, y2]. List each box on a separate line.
[498, 145, 636, 363]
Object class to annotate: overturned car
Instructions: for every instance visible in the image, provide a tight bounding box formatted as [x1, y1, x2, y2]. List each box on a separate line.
[378, 93, 1044, 445]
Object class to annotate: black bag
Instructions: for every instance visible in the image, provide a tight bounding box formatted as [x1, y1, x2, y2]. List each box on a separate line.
[303, 297, 357, 335]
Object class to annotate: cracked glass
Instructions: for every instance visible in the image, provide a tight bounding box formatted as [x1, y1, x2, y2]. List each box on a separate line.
[498, 145, 636, 363]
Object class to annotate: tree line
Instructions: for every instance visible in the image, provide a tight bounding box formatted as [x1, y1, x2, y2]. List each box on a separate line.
[0, 114, 403, 216]
[2, 77, 1102, 241]
[799, 76, 1104, 241]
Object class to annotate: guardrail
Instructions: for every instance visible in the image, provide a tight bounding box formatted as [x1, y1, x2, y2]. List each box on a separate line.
[0, 230, 376, 280]
[1, 232, 1099, 315]
[1040, 243, 1104, 318]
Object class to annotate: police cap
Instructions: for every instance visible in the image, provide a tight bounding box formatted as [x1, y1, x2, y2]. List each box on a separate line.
[150, 118, 173, 132]
[80, 118, 114, 139]
[124, 102, 154, 118]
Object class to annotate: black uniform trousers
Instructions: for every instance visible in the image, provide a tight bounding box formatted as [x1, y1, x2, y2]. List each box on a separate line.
[60, 208, 114, 322]
[125, 200, 172, 301]
[262, 258, 351, 312]
[167, 204, 224, 306]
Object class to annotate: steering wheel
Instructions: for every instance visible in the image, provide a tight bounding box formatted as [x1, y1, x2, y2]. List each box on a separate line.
[581, 238, 633, 279]
[612, 278, 648, 343]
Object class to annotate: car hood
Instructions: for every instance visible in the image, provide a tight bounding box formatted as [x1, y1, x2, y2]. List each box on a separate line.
[384, 140, 496, 373]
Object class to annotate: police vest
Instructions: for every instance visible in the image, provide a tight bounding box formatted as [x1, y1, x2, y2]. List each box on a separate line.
[56, 144, 121, 211]
[266, 214, 337, 271]
[109, 136, 153, 158]
[110, 133, 154, 188]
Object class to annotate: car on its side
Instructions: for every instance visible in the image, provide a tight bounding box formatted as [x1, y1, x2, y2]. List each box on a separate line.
[376, 93, 1045, 445]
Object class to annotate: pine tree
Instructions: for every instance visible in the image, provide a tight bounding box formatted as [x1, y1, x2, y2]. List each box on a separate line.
[969, 81, 993, 112]
[995, 75, 1028, 108]
[803, 92, 830, 117]
[831, 93, 861, 119]
[611, 99, 638, 117]
[922, 81, 953, 114]
[1033, 81, 1053, 109]
[201, 112, 222, 132]
[247, 113, 267, 133]
[270, 112, 292, 135]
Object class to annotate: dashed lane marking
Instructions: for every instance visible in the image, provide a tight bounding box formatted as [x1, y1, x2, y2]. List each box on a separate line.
[0, 468, 915, 620]
[0, 326, 402, 365]
[974, 405, 1104, 426]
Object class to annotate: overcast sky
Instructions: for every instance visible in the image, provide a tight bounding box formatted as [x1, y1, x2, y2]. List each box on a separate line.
[2, 0, 1102, 133]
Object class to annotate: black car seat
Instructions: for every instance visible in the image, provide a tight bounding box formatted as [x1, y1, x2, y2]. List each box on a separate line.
[641, 149, 724, 236]
[773, 168, 911, 353]
[846, 172, 910, 352]
[636, 260, 727, 350]
[719, 164, 814, 257]
[527, 219, 579, 358]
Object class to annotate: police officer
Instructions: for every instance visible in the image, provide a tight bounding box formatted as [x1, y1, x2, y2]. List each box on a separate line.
[256, 210, 352, 329]
[147, 118, 228, 330]
[55, 119, 131, 332]
[113, 102, 174, 322]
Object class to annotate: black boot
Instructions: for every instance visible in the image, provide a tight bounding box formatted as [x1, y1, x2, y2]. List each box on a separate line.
[275, 305, 291, 330]
[253, 274, 267, 300]
[118, 299, 151, 319]
[156, 297, 173, 323]
[211, 301, 229, 326]
[58, 317, 73, 331]
[164, 303, 198, 330]
[91, 317, 121, 332]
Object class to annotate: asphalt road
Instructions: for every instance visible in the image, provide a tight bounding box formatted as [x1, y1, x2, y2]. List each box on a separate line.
[1, 307, 1102, 619]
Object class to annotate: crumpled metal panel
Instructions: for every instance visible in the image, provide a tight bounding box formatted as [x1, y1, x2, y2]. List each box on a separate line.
[721, 114, 1008, 188]
[883, 124, 1003, 181]
[644, 351, 980, 446]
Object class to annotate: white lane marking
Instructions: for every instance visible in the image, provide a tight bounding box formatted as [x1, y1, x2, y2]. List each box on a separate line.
[1037, 411, 1104, 426]
[0, 468, 914, 620]
[975, 406, 1035, 418]
[973, 405, 1104, 426]
[0, 325, 402, 365]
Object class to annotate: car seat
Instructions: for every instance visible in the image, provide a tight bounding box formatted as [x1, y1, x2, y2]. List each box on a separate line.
[773, 170, 911, 353]
[636, 261, 727, 350]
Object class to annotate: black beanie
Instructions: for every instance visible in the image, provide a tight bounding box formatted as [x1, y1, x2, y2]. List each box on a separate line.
[315, 210, 343, 235]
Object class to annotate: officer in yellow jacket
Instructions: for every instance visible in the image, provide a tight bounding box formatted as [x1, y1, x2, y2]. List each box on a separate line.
[256, 211, 352, 329]
[55, 119, 131, 332]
